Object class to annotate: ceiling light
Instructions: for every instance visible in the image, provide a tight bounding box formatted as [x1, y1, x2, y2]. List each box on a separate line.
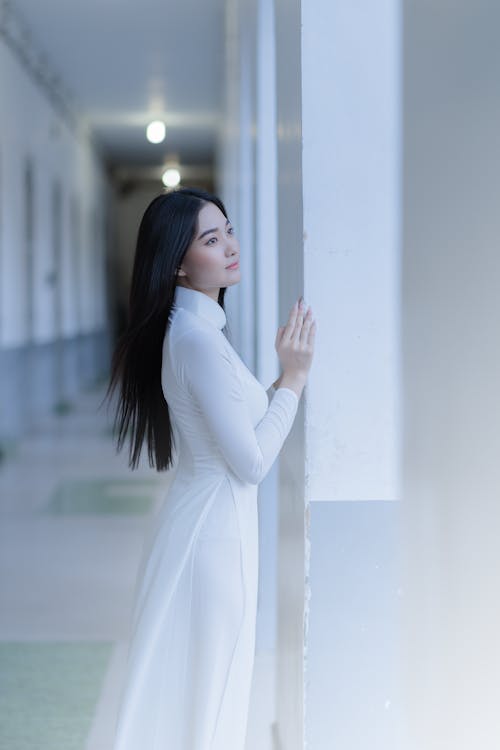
[162, 168, 181, 187]
[146, 120, 166, 144]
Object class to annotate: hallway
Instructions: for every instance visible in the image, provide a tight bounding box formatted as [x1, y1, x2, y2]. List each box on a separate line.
[3, 0, 500, 746]
[0, 380, 276, 750]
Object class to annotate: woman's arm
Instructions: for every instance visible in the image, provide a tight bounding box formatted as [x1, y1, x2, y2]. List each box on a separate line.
[174, 328, 299, 485]
[267, 371, 306, 400]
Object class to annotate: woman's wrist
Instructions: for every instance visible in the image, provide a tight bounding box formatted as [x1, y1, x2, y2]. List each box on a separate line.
[278, 371, 307, 398]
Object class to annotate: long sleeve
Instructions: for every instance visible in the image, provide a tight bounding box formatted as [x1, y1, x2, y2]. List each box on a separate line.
[173, 327, 299, 485]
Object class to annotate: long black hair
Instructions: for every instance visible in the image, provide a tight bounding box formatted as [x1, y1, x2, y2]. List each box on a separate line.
[101, 186, 230, 471]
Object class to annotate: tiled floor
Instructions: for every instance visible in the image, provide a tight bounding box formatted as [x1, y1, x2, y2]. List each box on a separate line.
[0, 381, 275, 750]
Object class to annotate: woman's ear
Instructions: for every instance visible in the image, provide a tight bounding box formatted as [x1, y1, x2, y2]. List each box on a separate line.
[177, 267, 187, 277]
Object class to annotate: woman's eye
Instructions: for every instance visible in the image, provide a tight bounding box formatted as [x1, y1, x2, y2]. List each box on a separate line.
[206, 227, 234, 245]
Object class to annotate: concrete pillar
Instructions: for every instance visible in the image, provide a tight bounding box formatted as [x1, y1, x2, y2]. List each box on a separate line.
[216, 0, 257, 366]
[273, 1, 305, 747]
[274, 0, 401, 747]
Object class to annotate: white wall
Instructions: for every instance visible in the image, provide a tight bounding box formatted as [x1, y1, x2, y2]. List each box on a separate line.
[0, 39, 110, 348]
[302, 0, 401, 504]
[400, 3, 500, 747]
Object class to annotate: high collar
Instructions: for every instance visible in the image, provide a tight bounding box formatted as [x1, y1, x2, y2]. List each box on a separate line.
[173, 285, 226, 330]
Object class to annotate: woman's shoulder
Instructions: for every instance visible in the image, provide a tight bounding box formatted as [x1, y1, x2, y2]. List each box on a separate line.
[165, 312, 235, 385]
[167, 307, 227, 351]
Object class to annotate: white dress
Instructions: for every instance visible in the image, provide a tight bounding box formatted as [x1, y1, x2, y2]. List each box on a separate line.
[112, 285, 299, 750]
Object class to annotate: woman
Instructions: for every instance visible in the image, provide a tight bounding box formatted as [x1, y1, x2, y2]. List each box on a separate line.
[105, 186, 316, 749]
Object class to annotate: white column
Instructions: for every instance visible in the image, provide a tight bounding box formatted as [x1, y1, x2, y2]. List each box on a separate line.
[274, 1, 305, 747]
[217, 0, 257, 367]
[274, 0, 401, 746]
[255, 0, 279, 388]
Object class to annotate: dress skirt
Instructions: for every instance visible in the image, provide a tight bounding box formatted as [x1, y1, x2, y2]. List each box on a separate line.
[112, 469, 259, 750]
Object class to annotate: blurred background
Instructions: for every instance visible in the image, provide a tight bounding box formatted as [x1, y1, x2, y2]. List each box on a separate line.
[2, 1, 500, 750]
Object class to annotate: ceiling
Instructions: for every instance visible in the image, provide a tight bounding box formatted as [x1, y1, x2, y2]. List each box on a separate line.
[11, 0, 226, 170]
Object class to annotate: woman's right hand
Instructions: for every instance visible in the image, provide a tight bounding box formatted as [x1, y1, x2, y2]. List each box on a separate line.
[275, 296, 316, 381]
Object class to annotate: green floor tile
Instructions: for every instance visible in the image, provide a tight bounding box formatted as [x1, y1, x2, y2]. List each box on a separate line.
[44, 477, 162, 515]
[0, 641, 112, 750]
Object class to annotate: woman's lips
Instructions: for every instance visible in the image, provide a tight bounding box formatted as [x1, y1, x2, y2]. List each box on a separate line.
[226, 260, 239, 269]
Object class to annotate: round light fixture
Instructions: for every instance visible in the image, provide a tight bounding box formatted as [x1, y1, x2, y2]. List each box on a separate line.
[146, 120, 166, 144]
[162, 168, 181, 187]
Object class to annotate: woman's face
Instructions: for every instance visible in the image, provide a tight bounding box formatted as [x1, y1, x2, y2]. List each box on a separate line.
[177, 201, 240, 297]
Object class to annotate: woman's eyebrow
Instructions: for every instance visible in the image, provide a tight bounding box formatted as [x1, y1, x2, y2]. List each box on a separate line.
[197, 218, 230, 240]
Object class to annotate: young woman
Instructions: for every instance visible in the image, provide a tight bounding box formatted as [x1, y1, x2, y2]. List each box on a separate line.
[105, 186, 316, 749]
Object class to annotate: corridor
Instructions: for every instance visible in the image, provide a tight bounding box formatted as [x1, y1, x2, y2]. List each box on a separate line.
[3, 0, 499, 746]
